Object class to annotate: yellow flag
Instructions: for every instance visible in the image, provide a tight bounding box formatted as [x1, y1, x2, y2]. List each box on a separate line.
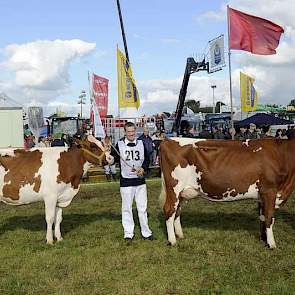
[240, 72, 258, 112]
[117, 47, 140, 109]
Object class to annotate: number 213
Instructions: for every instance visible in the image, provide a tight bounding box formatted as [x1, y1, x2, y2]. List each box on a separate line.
[125, 150, 140, 161]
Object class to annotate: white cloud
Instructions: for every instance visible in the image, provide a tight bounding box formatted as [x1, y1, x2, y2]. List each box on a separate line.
[198, 5, 227, 22]
[137, 75, 231, 115]
[1, 39, 95, 108]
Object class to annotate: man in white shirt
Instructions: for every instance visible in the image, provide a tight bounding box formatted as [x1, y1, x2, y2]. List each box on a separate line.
[111, 122, 153, 242]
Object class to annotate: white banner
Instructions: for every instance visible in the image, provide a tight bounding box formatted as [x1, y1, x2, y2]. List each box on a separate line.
[209, 35, 226, 73]
[92, 99, 105, 139]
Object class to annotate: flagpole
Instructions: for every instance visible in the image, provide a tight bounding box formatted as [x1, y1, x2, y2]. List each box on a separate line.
[227, 5, 234, 139]
[116, 0, 130, 63]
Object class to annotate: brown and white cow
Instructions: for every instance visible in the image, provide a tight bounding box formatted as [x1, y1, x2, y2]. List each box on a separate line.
[159, 137, 295, 248]
[0, 135, 113, 244]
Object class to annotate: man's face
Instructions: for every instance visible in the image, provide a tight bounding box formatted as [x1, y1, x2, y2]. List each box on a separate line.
[143, 128, 149, 136]
[125, 126, 136, 141]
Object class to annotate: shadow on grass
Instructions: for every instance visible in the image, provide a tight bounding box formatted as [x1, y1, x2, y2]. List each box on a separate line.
[276, 208, 295, 230]
[157, 211, 259, 235]
[0, 211, 121, 235]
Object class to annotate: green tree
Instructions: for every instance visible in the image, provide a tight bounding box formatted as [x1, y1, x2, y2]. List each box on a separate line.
[184, 100, 200, 113]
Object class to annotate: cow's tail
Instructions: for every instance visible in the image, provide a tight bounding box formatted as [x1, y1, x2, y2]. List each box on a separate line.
[158, 142, 167, 208]
[159, 172, 167, 208]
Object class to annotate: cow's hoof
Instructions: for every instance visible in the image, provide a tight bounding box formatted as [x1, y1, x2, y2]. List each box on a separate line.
[56, 237, 63, 242]
[267, 243, 277, 249]
[46, 240, 54, 245]
[167, 241, 177, 246]
[176, 234, 184, 239]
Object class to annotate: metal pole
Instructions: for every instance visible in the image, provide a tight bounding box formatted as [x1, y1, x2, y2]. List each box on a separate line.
[116, 0, 130, 62]
[211, 85, 216, 114]
[227, 5, 234, 139]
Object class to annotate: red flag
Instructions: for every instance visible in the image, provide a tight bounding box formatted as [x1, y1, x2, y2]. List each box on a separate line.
[92, 74, 109, 118]
[229, 7, 284, 55]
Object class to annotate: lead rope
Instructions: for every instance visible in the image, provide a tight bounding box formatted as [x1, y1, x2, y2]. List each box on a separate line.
[110, 143, 135, 169]
[81, 147, 106, 167]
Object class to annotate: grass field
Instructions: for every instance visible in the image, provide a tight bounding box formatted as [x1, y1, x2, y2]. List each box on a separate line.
[1, 179, 295, 294]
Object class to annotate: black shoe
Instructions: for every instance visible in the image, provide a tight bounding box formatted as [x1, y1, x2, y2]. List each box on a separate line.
[142, 235, 155, 241]
[124, 237, 133, 242]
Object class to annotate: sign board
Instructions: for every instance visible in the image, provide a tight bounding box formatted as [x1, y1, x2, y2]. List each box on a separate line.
[209, 35, 226, 73]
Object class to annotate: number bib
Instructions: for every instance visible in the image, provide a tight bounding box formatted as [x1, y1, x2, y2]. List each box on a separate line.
[118, 140, 145, 179]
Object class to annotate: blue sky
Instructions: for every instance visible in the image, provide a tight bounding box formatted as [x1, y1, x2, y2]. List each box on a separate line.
[0, 0, 293, 117]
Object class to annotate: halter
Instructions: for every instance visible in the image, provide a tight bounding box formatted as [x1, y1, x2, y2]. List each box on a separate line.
[81, 147, 106, 167]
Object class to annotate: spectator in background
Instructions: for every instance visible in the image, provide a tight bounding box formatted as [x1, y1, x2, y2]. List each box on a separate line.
[155, 114, 164, 131]
[185, 126, 196, 138]
[286, 125, 295, 139]
[61, 134, 69, 147]
[103, 136, 117, 181]
[275, 129, 288, 139]
[247, 123, 260, 139]
[152, 130, 162, 165]
[213, 126, 225, 139]
[36, 136, 47, 147]
[51, 132, 66, 147]
[260, 125, 272, 138]
[235, 127, 246, 140]
[139, 126, 154, 172]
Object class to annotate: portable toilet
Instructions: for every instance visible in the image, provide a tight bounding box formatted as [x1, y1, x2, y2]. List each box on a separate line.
[0, 106, 23, 147]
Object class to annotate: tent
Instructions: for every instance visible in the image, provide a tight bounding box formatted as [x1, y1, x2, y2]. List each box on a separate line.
[235, 113, 293, 128]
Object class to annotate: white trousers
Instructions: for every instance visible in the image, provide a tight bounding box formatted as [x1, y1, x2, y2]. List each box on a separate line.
[104, 164, 116, 175]
[120, 184, 152, 239]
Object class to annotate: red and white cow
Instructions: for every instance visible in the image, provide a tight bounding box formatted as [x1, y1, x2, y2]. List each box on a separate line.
[0, 135, 113, 244]
[159, 137, 295, 248]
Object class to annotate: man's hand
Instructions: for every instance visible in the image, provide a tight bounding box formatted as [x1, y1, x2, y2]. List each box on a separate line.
[106, 155, 114, 165]
[136, 168, 145, 177]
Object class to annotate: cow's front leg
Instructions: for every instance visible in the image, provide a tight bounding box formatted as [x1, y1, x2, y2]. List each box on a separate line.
[54, 206, 63, 242]
[44, 197, 57, 245]
[166, 211, 176, 245]
[174, 203, 184, 239]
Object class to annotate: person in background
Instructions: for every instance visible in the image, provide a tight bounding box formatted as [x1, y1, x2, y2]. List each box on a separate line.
[152, 130, 162, 165]
[110, 122, 153, 242]
[138, 125, 154, 171]
[61, 133, 69, 147]
[286, 125, 295, 139]
[103, 136, 117, 182]
[275, 129, 288, 139]
[36, 136, 47, 147]
[213, 126, 225, 139]
[185, 126, 196, 138]
[247, 123, 260, 139]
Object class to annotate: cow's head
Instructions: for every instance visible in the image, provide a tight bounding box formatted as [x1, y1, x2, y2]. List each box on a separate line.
[76, 135, 114, 166]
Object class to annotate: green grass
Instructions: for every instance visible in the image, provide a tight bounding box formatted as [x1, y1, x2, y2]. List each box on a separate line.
[1, 179, 295, 294]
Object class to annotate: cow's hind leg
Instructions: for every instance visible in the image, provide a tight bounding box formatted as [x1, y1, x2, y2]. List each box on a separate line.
[44, 197, 57, 245]
[174, 201, 184, 239]
[54, 206, 63, 242]
[258, 199, 267, 243]
[261, 191, 276, 249]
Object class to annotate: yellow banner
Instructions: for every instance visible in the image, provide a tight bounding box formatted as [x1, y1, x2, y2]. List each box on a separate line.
[117, 47, 140, 109]
[240, 72, 258, 112]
